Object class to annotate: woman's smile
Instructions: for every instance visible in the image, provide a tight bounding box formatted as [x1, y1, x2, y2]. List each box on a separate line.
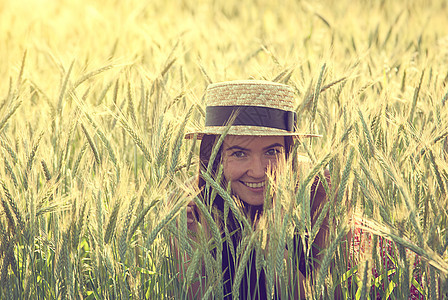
[240, 180, 265, 189]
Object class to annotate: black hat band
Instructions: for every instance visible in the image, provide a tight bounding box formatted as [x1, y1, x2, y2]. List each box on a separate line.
[205, 105, 297, 132]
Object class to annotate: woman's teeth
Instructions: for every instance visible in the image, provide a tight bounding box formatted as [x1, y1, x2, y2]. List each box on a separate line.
[242, 181, 265, 188]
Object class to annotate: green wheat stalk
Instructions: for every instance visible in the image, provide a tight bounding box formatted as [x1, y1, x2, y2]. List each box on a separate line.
[0, 100, 23, 133]
[57, 60, 74, 114]
[80, 123, 100, 165]
[310, 64, 326, 131]
[95, 80, 114, 105]
[41, 159, 51, 181]
[375, 151, 425, 247]
[408, 70, 425, 124]
[104, 201, 120, 244]
[1, 181, 24, 232]
[119, 196, 136, 261]
[73, 64, 115, 88]
[201, 171, 251, 229]
[4, 156, 18, 187]
[335, 147, 355, 209]
[72, 142, 88, 178]
[275, 213, 289, 276]
[193, 194, 223, 264]
[314, 226, 347, 299]
[169, 106, 193, 175]
[358, 109, 375, 157]
[427, 149, 446, 195]
[358, 259, 369, 300]
[186, 248, 202, 285]
[14, 50, 27, 93]
[232, 231, 256, 299]
[95, 191, 104, 247]
[1, 140, 18, 164]
[179, 211, 194, 258]
[127, 81, 137, 125]
[119, 114, 152, 164]
[128, 198, 158, 241]
[73, 201, 87, 251]
[1, 198, 16, 234]
[146, 199, 185, 249]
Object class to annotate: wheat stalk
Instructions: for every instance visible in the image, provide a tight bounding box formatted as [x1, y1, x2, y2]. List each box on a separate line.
[40, 159, 51, 181]
[4, 157, 18, 187]
[119, 196, 136, 261]
[310, 64, 326, 132]
[74, 64, 115, 88]
[72, 142, 88, 178]
[146, 199, 185, 249]
[1, 140, 18, 165]
[104, 201, 120, 245]
[314, 226, 347, 299]
[1, 181, 24, 232]
[80, 123, 100, 166]
[407, 70, 425, 124]
[57, 60, 74, 115]
[232, 231, 256, 299]
[119, 114, 152, 164]
[169, 106, 193, 175]
[0, 100, 23, 133]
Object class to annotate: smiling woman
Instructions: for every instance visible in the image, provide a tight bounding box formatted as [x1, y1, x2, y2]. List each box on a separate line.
[178, 80, 328, 299]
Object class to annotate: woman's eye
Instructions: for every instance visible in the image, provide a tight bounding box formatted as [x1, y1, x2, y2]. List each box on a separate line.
[266, 148, 282, 156]
[231, 151, 246, 158]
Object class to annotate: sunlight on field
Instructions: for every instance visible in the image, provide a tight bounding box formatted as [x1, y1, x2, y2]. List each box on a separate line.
[1, 0, 448, 298]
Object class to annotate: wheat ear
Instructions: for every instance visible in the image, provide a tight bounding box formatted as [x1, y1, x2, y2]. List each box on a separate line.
[104, 201, 120, 244]
[80, 123, 100, 165]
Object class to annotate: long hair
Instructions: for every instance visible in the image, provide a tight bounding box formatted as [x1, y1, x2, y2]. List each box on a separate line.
[197, 134, 294, 299]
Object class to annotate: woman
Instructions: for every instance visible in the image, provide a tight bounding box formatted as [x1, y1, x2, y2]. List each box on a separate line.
[180, 80, 329, 299]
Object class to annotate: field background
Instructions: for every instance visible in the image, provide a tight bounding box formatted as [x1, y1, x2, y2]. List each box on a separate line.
[1, 0, 448, 299]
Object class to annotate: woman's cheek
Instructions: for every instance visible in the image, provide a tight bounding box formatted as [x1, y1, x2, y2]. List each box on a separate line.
[222, 160, 232, 181]
[223, 160, 242, 181]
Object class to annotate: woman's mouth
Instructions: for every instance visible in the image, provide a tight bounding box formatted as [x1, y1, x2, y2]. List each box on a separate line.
[240, 181, 265, 188]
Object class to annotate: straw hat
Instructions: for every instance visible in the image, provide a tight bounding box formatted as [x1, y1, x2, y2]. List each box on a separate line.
[185, 80, 321, 139]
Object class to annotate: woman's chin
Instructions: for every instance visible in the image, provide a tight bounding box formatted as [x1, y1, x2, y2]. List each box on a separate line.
[240, 196, 265, 207]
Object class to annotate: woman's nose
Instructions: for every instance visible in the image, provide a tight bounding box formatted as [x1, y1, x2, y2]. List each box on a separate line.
[247, 156, 267, 178]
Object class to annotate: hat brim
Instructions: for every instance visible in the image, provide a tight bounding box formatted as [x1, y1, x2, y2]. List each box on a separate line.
[184, 125, 322, 140]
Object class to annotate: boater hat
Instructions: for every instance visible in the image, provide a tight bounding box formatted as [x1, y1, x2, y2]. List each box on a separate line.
[185, 80, 321, 139]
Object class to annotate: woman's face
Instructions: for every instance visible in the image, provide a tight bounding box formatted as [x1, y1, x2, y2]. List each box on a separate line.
[222, 135, 286, 206]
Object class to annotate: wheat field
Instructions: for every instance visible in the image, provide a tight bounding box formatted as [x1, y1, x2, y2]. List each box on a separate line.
[1, 0, 448, 299]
